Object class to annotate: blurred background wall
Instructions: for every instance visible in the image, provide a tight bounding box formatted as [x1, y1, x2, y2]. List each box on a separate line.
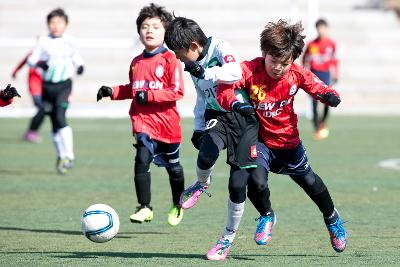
[0, 0, 399, 117]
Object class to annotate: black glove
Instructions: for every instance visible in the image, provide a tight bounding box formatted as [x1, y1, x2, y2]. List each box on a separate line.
[231, 101, 255, 117]
[36, 61, 49, 71]
[317, 92, 341, 107]
[76, 65, 84, 75]
[1, 84, 21, 101]
[191, 131, 205, 150]
[97, 86, 113, 101]
[184, 61, 205, 79]
[135, 90, 148, 104]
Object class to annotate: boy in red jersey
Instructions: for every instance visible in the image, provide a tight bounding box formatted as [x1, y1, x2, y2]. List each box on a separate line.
[12, 51, 44, 143]
[303, 18, 338, 140]
[217, 20, 347, 253]
[0, 84, 20, 107]
[97, 3, 185, 226]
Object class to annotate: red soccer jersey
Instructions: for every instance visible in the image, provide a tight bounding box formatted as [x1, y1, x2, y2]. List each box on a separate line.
[303, 37, 338, 79]
[111, 49, 184, 144]
[217, 57, 340, 149]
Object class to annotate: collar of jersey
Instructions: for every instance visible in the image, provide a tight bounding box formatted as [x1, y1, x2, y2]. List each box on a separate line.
[143, 45, 168, 58]
[197, 37, 212, 62]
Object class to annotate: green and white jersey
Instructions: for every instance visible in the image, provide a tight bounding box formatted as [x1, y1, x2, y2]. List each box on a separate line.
[192, 37, 242, 131]
[28, 34, 84, 83]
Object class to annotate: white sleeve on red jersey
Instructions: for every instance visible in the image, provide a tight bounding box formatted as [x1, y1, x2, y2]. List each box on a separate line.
[203, 41, 242, 84]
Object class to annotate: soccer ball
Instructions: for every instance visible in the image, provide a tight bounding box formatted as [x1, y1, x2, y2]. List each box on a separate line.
[81, 203, 120, 243]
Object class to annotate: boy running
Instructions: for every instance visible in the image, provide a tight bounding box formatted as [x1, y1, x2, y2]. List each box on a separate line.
[0, 84, 20, 107]
[97, 3, 185, 226]
[217, 19, 347, 253]
[27, 8, 84, 174]
[165, 17, 271, 260]
[12, 51, 45, 143]
[303, 18, 339, 140]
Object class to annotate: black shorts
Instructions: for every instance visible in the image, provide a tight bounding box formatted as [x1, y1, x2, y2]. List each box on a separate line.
[41, 79, 72, 113]
[256, 141, 311, 176]
[136, 132, 181, 168]
[204, 109, 259, 169]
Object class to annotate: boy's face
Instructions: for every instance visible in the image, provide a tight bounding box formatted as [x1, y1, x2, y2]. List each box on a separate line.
[48, 16, 67, 37]
[173, 42, 201, 63]
[264, 54, 293, 80]
[139, 17, 165, 52]
[317, 24, 328, 38]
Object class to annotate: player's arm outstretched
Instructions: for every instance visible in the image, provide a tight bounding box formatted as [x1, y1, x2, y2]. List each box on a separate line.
[300, 67, 341, 107]
[185, 41, 242, 83]
[0, 84, 21, 107]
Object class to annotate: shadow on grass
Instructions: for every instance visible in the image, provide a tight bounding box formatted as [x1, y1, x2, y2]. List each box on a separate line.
[0, 227, 167, 238]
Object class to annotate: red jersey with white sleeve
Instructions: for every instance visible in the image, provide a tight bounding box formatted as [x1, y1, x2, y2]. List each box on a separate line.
[217, 57, 340, 149]
[111, 48, 184, 144]
[303, 37, 338, 79]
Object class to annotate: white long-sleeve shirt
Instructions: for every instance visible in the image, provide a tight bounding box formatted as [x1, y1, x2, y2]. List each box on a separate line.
[28, 34, 84, 83]
[192, 37, 242, 131]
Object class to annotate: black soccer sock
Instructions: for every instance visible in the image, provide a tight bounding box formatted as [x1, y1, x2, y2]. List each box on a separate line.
[247, 166, 272, 216]
[309, 188, 335, 219]
[29, 108, 46, 131]
[248, 187, 272, 216]
[166, 165, 185, 206]
[134, 172, 151, 207]
[323, 208, 339, 225]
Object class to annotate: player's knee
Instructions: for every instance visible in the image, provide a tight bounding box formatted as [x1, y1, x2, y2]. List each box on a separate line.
[249, 166, 269, 192]
[166, 164, 184, 182]
[134, 144, 151, 174]
[229, 184, 247, 203]
[197, 148, 219, 170]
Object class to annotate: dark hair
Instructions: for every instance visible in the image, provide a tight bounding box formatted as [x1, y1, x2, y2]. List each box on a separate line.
[316, 18, 328, 28]
[164, 17, 208, 51]
[47, 8, 68, 24]
[260, 19, 305, 61]
[136, 3, 172, 34]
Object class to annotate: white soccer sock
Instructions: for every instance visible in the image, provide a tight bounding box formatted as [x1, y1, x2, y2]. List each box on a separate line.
[196, 165, 213, 184]
[223, 198, 245, 243]
[59, 126, 74, 160]
[52, 131, 66, 159]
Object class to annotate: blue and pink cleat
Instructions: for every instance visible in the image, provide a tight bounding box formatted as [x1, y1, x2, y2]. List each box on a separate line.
[254, 212, 276, 245]
[179, 180, 211, 209]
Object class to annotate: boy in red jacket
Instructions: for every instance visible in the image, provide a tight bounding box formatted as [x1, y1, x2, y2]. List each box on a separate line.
[217, 20, 347, 253]
[97, 3, 185, 226]
[303, 18, 338, 140]
[12, 51, 44, 142]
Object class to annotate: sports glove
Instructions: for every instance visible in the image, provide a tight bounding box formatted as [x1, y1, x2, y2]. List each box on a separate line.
[97, 86, 113, 101]
[1, 84, 21, 101]
[36, 61, 49, 71]
[191, 131, 205, 150]
[317, 92, 341, 107]
[135, 90, 148, 104]
[76, 65, 84, 75]
[231, 101, 255, 117]
[184, 61, 205, 79]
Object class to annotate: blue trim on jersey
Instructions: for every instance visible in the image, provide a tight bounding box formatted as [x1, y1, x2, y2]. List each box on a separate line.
[83, 210, 113, 237]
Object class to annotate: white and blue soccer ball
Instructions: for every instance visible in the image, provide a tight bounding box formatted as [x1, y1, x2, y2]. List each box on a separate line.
[81, 204, 120, 243]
